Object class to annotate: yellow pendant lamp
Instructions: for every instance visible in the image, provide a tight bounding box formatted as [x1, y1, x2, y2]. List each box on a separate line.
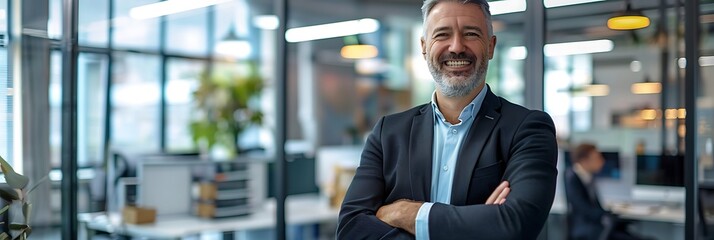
[340, 35, 378, 59]
[607, 1, 650, 30]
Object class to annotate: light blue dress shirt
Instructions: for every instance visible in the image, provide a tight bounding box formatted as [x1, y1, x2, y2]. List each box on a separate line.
[415, 85, 488, 240]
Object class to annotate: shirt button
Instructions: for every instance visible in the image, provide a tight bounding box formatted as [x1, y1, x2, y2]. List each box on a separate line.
[442, 165, 448, 171]
[451, 129, 457, 134]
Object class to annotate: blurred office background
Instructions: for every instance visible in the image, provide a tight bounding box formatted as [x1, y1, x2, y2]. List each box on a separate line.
[2, 0, 714, 239]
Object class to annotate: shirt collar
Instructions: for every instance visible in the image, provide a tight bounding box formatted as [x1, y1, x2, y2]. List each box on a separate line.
[573, 163, 593, 184]
[431, 85, 489, 125]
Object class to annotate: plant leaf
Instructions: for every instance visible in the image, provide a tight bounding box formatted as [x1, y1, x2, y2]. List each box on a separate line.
[0, 232, 8, 240]
[0, 205, 9, 215]
[22, 203, 30, 225]
[0, 156, 28, 189]
[9, 224, 27, 230]
[26, 175, 49, 196]
[0, 187, 18, 202]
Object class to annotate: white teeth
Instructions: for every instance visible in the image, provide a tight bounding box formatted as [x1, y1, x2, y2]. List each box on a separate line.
[445, 60, 471, 67]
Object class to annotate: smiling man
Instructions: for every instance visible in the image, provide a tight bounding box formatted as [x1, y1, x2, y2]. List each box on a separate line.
[336, 0, 558, 239]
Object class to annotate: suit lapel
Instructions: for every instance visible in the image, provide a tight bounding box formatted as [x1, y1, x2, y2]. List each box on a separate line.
[409, 105, 434, 201]
[451, 89, 502, 205]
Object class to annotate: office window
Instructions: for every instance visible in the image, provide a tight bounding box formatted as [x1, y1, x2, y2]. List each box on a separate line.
[0, 0, 9, 164]
[113, 0, 160, 51]
[111, 53, 160, 153]
[50, 52, 108, 168]
[49, 52, 61, 167]
[77, 53, 108, 166]
[698, 2, 714, 182]
[165, 58, 205, 152]
[544, 55, 593, 138]
[0, 47, 12, 165]
[48, 0, 62, 39]
[166, 8, 208, 56]
[79, 0, 109, 47]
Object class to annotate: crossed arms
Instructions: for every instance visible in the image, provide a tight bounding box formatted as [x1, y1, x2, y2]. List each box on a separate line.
[337, 110, 558, 239]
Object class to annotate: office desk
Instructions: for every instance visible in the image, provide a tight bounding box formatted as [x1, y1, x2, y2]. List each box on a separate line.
[79, 194, 338, 240]
[550, 197, 685, 240]
[550, 196, 684, 223]
[607, 202, 684, 223]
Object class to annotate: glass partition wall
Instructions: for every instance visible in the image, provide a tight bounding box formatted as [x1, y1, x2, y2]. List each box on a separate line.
[11, 0, 714, 239]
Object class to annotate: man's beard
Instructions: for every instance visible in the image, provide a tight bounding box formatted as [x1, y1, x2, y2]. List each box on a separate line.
[427, 52, 487, 98]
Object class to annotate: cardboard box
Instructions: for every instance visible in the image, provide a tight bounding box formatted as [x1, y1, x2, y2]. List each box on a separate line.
[122, 206, 156, 224]
[198, 183, 217, 200]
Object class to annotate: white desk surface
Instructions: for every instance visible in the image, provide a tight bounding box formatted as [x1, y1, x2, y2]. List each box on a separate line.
[79, 194, 338, 239]
[550, 196, 684, 224]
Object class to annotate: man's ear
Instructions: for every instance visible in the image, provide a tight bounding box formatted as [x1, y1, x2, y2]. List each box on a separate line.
[488, 35, 497, 60]
[420, 37, 426, 60]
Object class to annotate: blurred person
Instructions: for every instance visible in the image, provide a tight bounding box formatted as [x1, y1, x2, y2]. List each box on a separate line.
[336, 0, 558, 239]
[565, 143, 649, 240]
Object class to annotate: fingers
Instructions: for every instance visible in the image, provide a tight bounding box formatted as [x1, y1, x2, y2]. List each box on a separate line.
[486, 181, 510, 204]
[497, 186, 510, 205]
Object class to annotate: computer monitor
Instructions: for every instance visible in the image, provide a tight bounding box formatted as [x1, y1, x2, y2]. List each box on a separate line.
[563, 150, 621, 179]
[635, 154, 684, 187]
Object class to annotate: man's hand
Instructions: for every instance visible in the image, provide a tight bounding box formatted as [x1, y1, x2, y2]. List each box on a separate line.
[375, 181, 508, 235]
[376, 199, 423, 234]
[486, 181, 510, 205]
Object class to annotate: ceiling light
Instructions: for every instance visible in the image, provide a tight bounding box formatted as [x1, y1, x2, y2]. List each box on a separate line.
[285, 18, 379, 43]
[215, 26, 252, 59]
[254, 15, 279, 30]
[607, 2, 650, 30]
[544, 39, 614, 56]
[340, 35, 378, 59]
[640, 109, 657, 120]
[509, 39, 613, 59]
[544, 0, 604, 8]
[631, 76, 661, 94]
[583, 84, 610, 96]
[341, 45, 378, 59]
[129, 0, 231, 20]
[490, 0, 526, 15]
[508, 46, 527, 60]
[630, 60, 642, 72]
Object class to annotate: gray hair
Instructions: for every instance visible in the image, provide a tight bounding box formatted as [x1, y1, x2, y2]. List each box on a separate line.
[421, 0, 493, 37]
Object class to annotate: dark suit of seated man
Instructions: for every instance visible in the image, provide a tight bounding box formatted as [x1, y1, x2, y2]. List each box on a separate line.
[564, 143, 649, 240]
[336, 1, 559, 239]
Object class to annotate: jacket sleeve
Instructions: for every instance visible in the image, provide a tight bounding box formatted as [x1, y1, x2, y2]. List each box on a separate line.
[336, 117, 414, 240]
[428, 110, 558, 240]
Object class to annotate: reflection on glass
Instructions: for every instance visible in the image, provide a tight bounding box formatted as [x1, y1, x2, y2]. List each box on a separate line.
[111, 53, 160, 152]
[166, 9, 208, 55]
[79, 0, 109, 47]
[113, 0, 160, 50]
[166, 58, 205, 152]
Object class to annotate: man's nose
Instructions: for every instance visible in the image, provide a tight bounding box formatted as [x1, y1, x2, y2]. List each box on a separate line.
[448, 36, 466, 54]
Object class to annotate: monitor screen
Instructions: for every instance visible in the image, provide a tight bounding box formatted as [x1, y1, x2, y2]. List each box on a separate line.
[563, 150, 621, 179]
[636, 154, 684, 187]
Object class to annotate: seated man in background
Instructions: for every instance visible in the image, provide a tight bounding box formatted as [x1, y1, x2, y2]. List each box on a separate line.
[564, 143, 648, 240]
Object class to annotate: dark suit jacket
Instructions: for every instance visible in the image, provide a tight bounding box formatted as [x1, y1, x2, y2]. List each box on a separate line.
[564, 167, 608, 240]
[337, 88, 558, 239]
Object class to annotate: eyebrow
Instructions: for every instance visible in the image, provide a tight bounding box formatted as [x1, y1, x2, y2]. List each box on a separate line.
[431, 25, 485, 35]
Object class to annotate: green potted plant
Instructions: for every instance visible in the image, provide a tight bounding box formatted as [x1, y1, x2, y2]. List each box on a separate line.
[190, 62, 264, 159]
[0, 156, 47, 240]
